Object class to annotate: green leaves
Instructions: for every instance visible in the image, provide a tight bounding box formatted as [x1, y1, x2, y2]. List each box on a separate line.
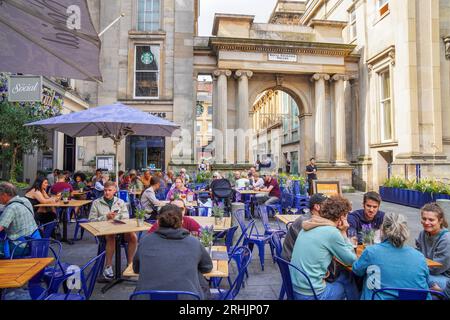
[383, 176, 450, 195]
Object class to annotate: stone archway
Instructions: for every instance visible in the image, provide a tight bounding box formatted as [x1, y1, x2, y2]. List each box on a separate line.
[247, 77, 313, 173]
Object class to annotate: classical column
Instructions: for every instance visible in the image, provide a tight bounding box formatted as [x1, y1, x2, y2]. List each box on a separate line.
[311, 73, 330, 163]
[213, 69, 231, 163]
[332, 74, 350, 165]
[235, 70, 253, 164]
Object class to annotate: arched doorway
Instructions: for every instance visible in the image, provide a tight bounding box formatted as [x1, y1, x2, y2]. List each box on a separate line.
[250, 87, 307, 175]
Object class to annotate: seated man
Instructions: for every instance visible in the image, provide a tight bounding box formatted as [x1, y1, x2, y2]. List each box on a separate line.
[282, 193, 327, 261]
[0, 182, 40, 258]
[128, 169, 144, 191]
[348, 191, 385, 244]
[89, 181, 137, 280]
[140, 177, 166, 220]
[148, 199, 201, 234]
[50, 174, 74, 195]
[255, 173, 281, 205]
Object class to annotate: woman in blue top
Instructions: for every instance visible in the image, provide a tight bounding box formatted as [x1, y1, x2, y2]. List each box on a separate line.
[353, 213, 430, 300]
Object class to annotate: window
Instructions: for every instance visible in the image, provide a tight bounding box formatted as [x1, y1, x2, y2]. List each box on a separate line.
[349, 10, 357, 40]
[137, 0, 160, 32]
[379, 69, 393, 142]
[208, 106, 213, 116]
[134, 45, 159, 98]
[378, 0, 389, 16]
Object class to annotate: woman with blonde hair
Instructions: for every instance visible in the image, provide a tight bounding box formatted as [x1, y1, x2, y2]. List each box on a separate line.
[416, 203, 450, 290]
[353, 213, 430, 300]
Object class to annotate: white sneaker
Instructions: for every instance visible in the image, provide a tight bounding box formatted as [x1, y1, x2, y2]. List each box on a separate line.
[103, 265, 114, 279]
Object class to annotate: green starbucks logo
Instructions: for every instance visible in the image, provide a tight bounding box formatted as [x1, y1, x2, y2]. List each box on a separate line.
[141, 51, 154, 65]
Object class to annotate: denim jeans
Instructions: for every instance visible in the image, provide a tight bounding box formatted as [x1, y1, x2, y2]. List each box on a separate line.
[255, 195, 280, 206]
[429, 274, 449, 290]
[293, 272, 360, 300]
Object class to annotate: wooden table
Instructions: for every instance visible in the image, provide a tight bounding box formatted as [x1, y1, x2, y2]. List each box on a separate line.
[275, 214, 302, 225]
[0, 257, 54, 300]
[236, 190, 269, 217]
[123, 246, 229, 279]
[157, 200, 198, 207]
[236, 190, 269, 195]
[191, 216, 232, 232]
[337, 245, 444, 272]
[35, 200, 92, 244]
[72, 191, 88, 196]
[80, 219, 152, 293]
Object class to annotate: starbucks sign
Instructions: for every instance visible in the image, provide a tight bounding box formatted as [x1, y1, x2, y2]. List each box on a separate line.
[141, 51, 154, 65]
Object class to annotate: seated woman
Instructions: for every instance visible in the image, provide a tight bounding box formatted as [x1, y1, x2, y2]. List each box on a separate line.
[93, 173, 109, 199]
[72, 172, 87, 191]
[416, 203, 450, 291]
[148, 199, 201, 235]
[133, 204, 213, 299]
[166, 177, 190, 201]
[353, 213, 430, 300]
[250, 172, 264, 189]
[25, 176, 59, 225]
[290, 196, 359, 300]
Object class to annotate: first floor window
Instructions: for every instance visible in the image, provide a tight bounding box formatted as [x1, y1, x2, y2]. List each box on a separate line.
[379, 69, 393, 141]
[135, 45, 159, 98]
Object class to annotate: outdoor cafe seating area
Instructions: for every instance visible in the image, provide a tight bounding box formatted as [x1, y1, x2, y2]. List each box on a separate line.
[1, 168, 449, 301]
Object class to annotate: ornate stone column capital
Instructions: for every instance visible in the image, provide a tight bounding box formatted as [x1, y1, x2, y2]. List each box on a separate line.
[311, 73, 330, 82]
[331, 74, 350, 82]
[444, 36, 450, 60]
[234, 70, 253, 79]
[213, 69, 232, 78]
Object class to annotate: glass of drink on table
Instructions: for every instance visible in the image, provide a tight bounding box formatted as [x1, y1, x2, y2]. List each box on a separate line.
[348, 229, 358, 250]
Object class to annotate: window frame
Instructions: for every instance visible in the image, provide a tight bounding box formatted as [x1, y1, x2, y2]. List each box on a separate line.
[137, 0, 161, 32]
[378, 68, 394, 143]
[133, 44, 160, 99]
[349, 9, 357, 41]
[377, 0, 389, 17]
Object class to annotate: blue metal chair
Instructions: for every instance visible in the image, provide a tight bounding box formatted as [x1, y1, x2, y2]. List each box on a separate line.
[37, 220, 58, 239]
[273, 255, 318, 300]
[294, 195, 310, 213]
[234, 209, 272, 271]
[281, 192, 294, 213]
[118, 190, 130, 203]
[213, 226, 239, 255]
[371, 287, 447, 300]
[210, 246, 252, 300]
[10, 239, 63, 300]
[41, 251, 106, 300]
[270, 231, 286, 300]
[129, 290, 201, 300]
[256, 205, 285, 236]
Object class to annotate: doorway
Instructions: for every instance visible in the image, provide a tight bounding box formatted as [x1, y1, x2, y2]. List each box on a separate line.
[63, 135, 76, 172]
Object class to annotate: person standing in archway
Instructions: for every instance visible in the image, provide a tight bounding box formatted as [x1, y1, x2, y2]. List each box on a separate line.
[306, 158, 317, 195]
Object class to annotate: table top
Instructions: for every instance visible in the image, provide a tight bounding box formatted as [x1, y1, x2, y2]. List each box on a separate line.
[122, 246, 229, 279]
[34, 199, 92, 208]
[236, 190, 269, 195]
[72, 191, 88, 196]
[190, 216, 232, 232]
[80, 219, 152, 237]
[336, 245, 443, 272]
[275, 214, 302, 225]
[0, 257, 54, 289]
[157, 200, 198, 207]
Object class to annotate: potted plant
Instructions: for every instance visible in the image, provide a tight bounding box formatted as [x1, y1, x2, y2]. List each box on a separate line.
[61, 189, 70, 204]
[360, 224, 375, 246]
[135, 205, 146, 227]
[212, 204, 224, 225]
[199, 225, 215, 255]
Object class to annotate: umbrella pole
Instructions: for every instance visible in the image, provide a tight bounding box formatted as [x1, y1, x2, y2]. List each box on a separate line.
[115, 141, 120, 186]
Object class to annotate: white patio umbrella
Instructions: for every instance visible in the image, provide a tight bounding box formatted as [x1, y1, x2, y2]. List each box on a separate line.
[25, 103, 180, 183]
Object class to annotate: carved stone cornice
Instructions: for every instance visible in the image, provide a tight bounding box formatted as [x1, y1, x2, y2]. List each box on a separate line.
[209, 37, 356, 57]
[367, 45, 395, 70]
[234, 70, 253, 79]
[310, 73, 330, 82]
[213, 69, 232, 78]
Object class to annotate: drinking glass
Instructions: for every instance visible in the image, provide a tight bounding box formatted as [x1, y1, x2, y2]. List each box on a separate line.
[348, 229, 358, 249]
[291, 207, 298, 214]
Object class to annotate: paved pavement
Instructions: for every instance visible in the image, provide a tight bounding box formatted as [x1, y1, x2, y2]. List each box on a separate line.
[55, 192, 423, 300]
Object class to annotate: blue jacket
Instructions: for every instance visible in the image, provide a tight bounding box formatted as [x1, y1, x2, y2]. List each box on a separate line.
[352, 240, 430, 300]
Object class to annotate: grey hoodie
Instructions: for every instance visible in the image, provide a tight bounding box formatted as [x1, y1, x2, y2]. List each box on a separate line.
[133, 227, 213, 299]
[416, 229, 450, 277]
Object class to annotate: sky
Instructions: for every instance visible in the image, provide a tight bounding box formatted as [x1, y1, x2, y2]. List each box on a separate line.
[198, 0, 278, 36]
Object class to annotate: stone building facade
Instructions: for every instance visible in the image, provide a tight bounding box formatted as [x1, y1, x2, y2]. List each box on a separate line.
[72, 0, 199, 173]
[193, 0, 450, 191]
